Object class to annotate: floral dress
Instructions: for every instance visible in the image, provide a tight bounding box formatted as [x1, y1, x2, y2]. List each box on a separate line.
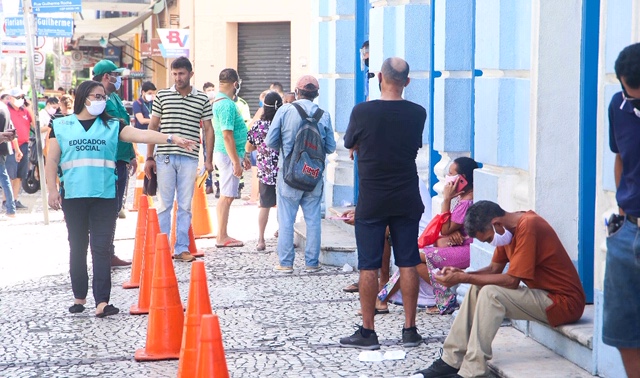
[424, 199, 473, 314]
[247, 119, 279, 185]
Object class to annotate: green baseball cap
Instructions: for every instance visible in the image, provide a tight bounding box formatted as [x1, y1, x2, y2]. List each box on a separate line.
[93, 59, 125, 76]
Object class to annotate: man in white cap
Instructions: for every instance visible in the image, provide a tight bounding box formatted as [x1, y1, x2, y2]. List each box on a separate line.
[4, 88, 32, 210]
[265, 75, 336, 273]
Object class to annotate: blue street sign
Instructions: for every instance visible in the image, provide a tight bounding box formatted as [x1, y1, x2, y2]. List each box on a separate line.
[17, 0, 82, 14]
[4, 16, 73, 37]
[36, 17, 73, 37]
[33, 0, 82, 13]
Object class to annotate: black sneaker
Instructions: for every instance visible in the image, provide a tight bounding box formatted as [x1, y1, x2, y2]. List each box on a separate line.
[339, 325, 380, 350]
[402, 326, 423, 347]
[415, 358, 459, 378]
[14, 200, 27, 209]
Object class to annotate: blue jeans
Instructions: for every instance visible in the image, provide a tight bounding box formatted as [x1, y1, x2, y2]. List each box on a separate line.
[156, 154, 198, 255]
[603, 217, 640, 348]
[276, 173, 323, 267]
[0, 156, 15, 214]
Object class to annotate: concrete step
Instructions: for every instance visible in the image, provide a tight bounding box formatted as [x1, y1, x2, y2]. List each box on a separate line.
[293, 219, 357, 268]
[489, 326, 595, 378]
[509, 306, 594, 374]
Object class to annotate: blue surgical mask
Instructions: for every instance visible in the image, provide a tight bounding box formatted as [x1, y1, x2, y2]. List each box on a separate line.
[258, 101, 264, 108]
[114, 76, 122, 90]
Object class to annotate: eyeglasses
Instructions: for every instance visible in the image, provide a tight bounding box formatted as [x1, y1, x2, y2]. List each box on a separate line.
[88, 94, 109, 101]
[14, 96, 24, 100]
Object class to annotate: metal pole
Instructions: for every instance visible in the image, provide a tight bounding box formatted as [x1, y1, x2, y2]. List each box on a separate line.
[22, 0, 49, 225]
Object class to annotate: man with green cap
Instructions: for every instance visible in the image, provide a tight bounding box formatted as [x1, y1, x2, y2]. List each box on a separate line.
[92, 59, 135, 268]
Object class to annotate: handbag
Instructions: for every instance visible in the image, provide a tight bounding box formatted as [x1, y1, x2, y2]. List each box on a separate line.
[417, 212, 451, 248]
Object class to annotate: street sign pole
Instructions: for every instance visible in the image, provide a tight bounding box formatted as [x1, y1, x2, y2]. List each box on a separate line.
[22, 0, 50, 225]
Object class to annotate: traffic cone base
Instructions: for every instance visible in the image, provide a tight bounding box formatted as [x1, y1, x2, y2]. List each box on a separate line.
[189, 226, 205, 257]
[134, 233, 184, 362]
[195, 314, 229, 378]
[130, 207, 160, 315]
[123, 196, 149, 289]
[177, 261, 213, 378]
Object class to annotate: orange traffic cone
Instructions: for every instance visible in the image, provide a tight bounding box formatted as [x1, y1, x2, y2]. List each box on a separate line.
[191, 182, 216, 239]
[195, 314, 229, 378]
[130, 207, 160, 315]
[123, 196, 149, 289]
[188, 226, 205, 257]
[171, 201, 205, 257]
[177, 261, 212, 378]
[135, 233, 185, 361]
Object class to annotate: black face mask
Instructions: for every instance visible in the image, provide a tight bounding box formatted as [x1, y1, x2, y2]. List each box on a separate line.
[622, 86, 640, 110]
[364, 58, 369, 67]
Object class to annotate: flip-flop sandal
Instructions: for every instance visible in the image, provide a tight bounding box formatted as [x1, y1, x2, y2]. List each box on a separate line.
[256, 243, 266, 251]
[356, 308, 390, 316]
[216, 239, 244, 248]
[425, 306, 440, 315]
[343, 282, 359, 293]
[69, 304, 85, 313]
[96, 304, 120, 318]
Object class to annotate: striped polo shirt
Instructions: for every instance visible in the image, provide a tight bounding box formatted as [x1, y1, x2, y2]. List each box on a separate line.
[152, 85, 212, 158]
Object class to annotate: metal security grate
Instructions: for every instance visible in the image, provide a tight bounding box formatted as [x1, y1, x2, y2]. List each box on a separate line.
[237, 22, 291, 113]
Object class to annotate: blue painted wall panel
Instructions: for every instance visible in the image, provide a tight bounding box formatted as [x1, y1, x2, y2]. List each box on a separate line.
[443, 78, 472, 152]
[474, 78, 499, 165]
[403, 4, 431, 72]
[383, 6, 397, 60]
[335, 78, 355, 132]
[444, 0, 474, 71]
[335, 0, 355, 15]
[318, 21, 330, 74]
[404, 78, 431, 145]
[603, 84, 618, 192]
[604, 0, 632, 73]
[499, 0, 531, 70]
[474, 0, 500, 69]
[318, 78, 335, 128]
[333, 185, 355, 206]
[319, 0, 330, 17]
[335, 20, 356, 73]
[511, 79, 530, 170]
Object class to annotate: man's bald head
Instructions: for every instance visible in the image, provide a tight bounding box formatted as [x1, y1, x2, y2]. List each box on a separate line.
[381, 57, 410, 86]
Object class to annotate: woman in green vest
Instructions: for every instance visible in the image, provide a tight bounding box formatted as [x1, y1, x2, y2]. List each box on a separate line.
[45, 80, 195, 318]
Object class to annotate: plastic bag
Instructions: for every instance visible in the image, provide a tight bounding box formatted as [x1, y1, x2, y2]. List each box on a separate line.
[417, 212, 451, 248]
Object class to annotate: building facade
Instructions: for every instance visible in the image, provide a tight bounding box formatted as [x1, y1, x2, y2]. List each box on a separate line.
[315, 0, 632, 377]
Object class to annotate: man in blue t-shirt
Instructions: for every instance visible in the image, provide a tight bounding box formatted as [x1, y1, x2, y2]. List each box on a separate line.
[604, 43, 640, 377]
[132, 81, 156, 157]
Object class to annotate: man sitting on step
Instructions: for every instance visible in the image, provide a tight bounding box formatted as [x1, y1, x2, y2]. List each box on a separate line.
[416, 200, 585, 378]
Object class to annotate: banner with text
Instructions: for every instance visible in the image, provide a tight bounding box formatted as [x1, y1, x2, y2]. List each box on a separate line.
[157, 28, 190, 59]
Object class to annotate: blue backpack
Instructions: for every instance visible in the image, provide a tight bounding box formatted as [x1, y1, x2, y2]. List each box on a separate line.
[281, 103, 325, 191]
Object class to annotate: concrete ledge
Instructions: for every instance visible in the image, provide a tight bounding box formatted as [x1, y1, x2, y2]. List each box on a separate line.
[294, 219, 357, 268]
[489, 326, 594, 378]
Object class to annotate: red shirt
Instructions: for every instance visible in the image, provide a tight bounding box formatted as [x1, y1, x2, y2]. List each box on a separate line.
[8, 105, 32, 145]
[491, 211, 586, 327]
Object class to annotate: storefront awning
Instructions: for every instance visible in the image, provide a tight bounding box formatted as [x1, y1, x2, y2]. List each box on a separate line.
[74, 1, 156, 43]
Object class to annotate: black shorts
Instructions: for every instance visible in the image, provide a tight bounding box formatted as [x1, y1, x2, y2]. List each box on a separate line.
[5, 143, 28, 180]
[355, 216, 421, 270]
[259, 182, 276, 208]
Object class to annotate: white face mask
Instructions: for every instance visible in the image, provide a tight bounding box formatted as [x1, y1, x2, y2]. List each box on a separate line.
[13, 99, 24, 108]
[206, 91, 217, 100]
[489, 224, 513, 247]
[46, 107, 57, 115]
[86, 100, 106, 116]
[144, 94, 154, 102]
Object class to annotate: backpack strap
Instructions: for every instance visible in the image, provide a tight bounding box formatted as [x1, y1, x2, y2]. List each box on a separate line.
[291, 102, 324, 123]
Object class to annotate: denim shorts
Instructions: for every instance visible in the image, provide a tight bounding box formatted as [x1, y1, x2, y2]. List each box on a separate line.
[355, 216, 421, 270]
[603, 217, 640, 348]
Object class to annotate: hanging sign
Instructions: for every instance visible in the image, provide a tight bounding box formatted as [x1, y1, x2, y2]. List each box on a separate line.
[157, 29, 190, 58]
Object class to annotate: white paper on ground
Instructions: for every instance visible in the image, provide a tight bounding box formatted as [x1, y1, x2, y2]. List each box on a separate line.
[383, 350, 406, 360]
[342, 263, 354, 272]
[358, 350, 384, 362]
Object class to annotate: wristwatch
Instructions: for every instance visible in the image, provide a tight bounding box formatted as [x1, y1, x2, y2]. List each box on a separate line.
[166, 134, 174, 144]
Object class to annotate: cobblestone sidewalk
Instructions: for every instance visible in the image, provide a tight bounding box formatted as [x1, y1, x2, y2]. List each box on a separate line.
[0, 186, 454, 378]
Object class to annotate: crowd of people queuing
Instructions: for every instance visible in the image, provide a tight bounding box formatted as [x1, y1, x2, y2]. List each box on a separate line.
[1, 39, 638, 377]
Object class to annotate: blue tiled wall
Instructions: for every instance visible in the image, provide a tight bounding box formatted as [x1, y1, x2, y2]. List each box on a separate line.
[604, 0, 632, 73]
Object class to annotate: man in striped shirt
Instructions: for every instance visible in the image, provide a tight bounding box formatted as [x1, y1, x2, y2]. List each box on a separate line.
[144, 57, 214, 262]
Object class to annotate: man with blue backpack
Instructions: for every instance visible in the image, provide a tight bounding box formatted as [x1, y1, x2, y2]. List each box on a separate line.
[265, 75, 336, 274]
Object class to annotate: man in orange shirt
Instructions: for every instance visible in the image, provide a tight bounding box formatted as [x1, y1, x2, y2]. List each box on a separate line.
[415, 200, 585, 378]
